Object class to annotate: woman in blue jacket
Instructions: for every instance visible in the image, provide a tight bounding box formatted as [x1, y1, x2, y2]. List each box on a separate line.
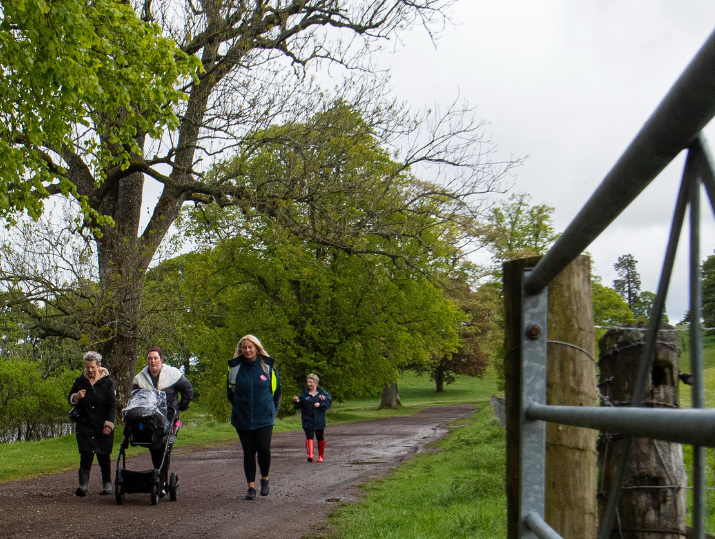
[293, 373, 332, 462]
[226, 335, 282, 500]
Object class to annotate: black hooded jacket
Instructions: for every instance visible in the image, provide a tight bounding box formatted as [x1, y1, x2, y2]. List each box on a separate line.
[68, 368, 116, 454]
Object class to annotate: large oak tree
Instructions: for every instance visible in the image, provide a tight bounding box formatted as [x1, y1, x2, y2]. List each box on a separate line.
[2, 0, 515, 404]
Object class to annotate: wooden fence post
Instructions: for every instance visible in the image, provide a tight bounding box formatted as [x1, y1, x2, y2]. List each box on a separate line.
[597, 326, 686, 539]
[505, 255, 597, 538]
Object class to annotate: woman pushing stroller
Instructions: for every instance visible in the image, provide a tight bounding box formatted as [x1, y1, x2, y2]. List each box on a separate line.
[132, 347, 192, 494]
[293, 374, 332, 462]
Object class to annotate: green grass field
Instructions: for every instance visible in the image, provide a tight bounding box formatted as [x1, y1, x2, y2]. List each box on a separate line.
[674, 329, 715, 533]
[322, 408, 505, 539]
[324, 328, 715, 538]
[677, 330, 715, 408]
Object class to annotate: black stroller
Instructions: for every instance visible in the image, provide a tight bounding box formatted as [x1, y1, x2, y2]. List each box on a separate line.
[115, 389, 180, 505]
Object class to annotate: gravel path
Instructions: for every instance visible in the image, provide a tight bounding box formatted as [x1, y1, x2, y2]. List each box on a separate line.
[0, 404, 477, 539]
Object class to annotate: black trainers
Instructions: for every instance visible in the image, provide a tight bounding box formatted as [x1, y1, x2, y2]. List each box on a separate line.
[260, 479, 270, 496]
[245, 487, 257, 500]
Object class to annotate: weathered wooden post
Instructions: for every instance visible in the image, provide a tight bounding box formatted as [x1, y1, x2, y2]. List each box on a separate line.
[597, 326, 686, 539]
[505, 255, 597, 538]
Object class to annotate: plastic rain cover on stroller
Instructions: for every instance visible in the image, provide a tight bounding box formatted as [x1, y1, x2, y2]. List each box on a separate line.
[122, 389, 169, 433]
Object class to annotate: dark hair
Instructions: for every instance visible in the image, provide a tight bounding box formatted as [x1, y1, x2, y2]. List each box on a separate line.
[147, 347, 163, 359]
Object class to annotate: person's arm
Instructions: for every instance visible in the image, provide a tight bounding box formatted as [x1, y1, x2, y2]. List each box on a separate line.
[107, 379, 117, 423]
[68, 379, 80, 405]
[320, 390, 332, 410]
[272, 367, 282, 413]
[226, 368, 233, 403]
[103, 379, 116, 433]
[177, 376, 193, 411]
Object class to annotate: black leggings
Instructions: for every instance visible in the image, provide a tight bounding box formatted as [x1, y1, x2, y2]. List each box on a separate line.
[303, 428, 325, 442]
[237, 425, 273, 482]
[80, 452, 111, 477]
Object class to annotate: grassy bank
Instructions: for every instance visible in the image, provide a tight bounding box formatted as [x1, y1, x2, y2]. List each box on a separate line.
[322, 408, 506, 539]
[0, 368, 500, 483]
[678, 330, 715, 533]
[323, 327, 715, 538]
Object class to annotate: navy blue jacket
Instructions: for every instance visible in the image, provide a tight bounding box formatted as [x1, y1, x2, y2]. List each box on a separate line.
[226, 355, 282, 431]
[293, 387, 332, 430]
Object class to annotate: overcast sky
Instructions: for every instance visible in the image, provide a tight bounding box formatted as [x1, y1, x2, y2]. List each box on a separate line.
[369, 0, 715, 322]
[134, 2, 715, 322]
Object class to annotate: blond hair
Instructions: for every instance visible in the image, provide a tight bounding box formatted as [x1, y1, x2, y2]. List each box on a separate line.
[307, 373, 319, 386]
[234, 334, 270, 374]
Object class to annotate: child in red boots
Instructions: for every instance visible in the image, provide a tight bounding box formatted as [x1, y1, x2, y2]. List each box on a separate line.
[293, 374, 332, 462]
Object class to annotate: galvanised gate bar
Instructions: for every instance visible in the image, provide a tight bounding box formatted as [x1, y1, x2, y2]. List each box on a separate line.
[511, 26, 715, 539]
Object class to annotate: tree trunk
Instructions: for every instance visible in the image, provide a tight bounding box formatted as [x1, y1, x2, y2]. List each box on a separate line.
[597, 326, 686, 539]
[434, 365, 445, 393]
[504, 255, 597, 539]
[378, 382, 399, 410]
[93, 171, 148, 409]
[101, 333, 140, 408]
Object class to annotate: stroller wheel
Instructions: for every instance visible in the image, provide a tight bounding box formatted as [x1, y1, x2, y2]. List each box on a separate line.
[151, 469, 160, 506]
[169, 473, 178, 502]
[150, 482, 159, 506]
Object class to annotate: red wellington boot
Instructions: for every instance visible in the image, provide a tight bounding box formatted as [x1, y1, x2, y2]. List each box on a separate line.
[305, 439, 314, 462]
[317, 440, 326, 462]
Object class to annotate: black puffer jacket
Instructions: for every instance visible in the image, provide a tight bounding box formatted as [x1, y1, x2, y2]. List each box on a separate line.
[68, 368, 116, 454]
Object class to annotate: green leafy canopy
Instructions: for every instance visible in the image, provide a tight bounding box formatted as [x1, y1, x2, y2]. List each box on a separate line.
[0, 0, 200, 222]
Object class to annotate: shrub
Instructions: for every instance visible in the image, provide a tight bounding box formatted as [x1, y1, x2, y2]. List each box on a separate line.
[0, 360, 80, 442]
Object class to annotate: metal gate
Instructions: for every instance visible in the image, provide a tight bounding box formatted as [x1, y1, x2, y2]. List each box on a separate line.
[514, 27, 715, 539]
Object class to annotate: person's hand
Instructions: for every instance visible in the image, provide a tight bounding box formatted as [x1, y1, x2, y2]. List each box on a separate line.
[75, 390, 86, 401]
[102, 426, 111, 435]
[314, 402, 320, 408]
[293, 395, 300, 402]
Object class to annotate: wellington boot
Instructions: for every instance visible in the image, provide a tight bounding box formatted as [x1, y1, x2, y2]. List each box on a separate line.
[100, 471, 112, 495]
[317, 440, 326, 463]
[305, 439, 314, 462]
[75, 469, 89, 497]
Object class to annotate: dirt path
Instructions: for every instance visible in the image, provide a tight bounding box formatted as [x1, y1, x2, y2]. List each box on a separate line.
[0, 404, 477, 539]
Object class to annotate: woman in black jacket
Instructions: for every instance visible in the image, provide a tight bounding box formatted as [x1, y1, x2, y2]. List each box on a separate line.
[293, 373, 332, 462]
[68, 351, 116, 496]
[132, 346, 192, 495]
